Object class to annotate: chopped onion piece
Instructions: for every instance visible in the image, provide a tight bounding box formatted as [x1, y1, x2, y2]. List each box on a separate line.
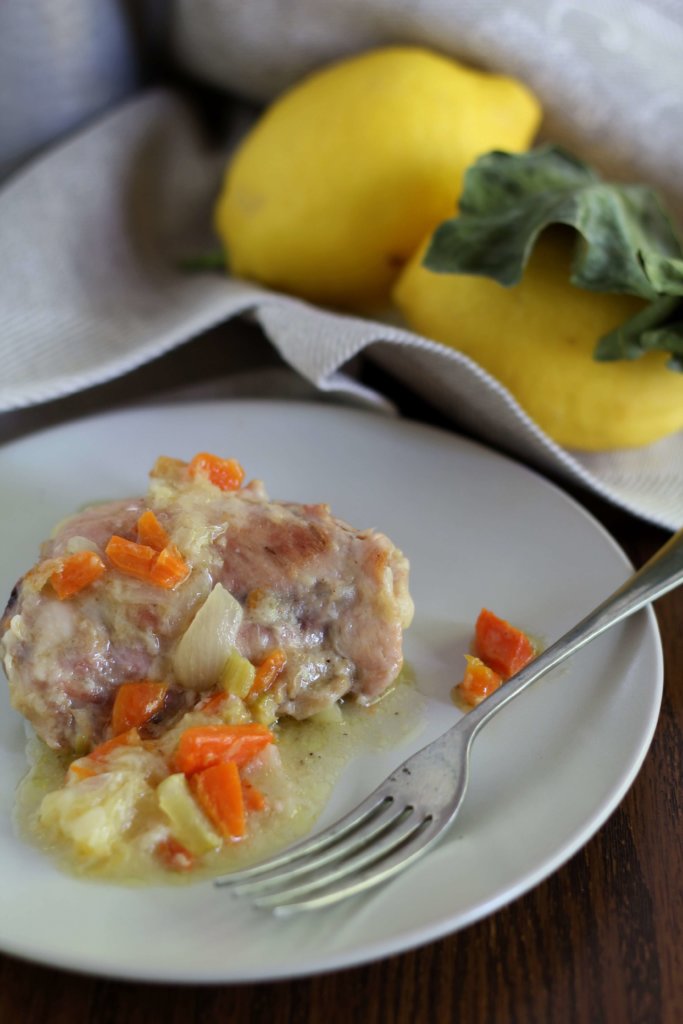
[173, 583, 243, 690]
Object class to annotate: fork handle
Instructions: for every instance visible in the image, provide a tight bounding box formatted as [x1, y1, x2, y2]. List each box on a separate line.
[459, 526, 683, 743]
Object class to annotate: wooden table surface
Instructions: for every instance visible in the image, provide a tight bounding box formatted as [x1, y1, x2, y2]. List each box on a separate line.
[0, 325, 680, 1024]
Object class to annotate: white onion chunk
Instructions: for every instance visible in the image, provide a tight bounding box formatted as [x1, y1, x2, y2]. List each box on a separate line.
[173, 583, 243, 690]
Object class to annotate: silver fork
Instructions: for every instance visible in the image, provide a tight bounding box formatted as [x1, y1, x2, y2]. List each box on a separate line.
[216, 527, 683, 913]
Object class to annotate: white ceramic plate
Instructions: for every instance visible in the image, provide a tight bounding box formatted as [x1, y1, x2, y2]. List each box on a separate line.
[0, 400, 662, 982]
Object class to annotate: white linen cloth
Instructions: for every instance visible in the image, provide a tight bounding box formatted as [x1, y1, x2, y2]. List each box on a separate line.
[1, 1, 682, 530]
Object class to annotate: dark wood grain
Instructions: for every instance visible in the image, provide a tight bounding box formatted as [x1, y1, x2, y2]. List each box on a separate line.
[1, 329, 680, 1024]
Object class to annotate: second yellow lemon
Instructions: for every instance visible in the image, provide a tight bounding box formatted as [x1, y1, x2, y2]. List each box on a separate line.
[393, 229, 683, 450]
[215, 47, 541, 311]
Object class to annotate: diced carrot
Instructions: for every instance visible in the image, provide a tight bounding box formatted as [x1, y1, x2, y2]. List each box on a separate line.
[475, 608, 535, 679]
[454, 655, 503, 708]
[174, 724, 274, 775]
[88, 728, 142, 762]
[248, 649, 287, 700]
[105, 535, 157, 582]
[111, 681, 168, 735]
[188, 452, 245, 492]
[105, 535, 190, 590]
[242, 780, 267, 813]
[148, 544, 190, 589]
[155, 836, 195, 872]
[136, 509, 170, 551]
[192, 760, 245, 839]
[50, 551, 106, 599]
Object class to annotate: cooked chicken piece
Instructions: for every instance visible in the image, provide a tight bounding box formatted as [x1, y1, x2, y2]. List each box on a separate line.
[1, 457, 413, 752]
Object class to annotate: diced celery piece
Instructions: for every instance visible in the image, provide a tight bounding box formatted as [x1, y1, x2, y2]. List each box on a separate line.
[220, 649, 256, 700]
[157, 773, 221, 855]
[250, 693, 279, 727]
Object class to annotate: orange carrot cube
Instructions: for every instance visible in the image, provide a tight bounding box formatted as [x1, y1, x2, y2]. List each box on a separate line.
[50, 551, 106, 599]
[188, 452, 245, 492]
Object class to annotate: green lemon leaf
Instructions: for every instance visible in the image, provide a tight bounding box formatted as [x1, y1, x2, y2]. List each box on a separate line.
[423, 145, 683, 367]
[642, 324, 683, 371]
[595, 295, 683, 372]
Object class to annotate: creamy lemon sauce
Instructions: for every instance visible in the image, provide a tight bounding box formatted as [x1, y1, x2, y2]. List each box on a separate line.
[14, 670, 423, 886]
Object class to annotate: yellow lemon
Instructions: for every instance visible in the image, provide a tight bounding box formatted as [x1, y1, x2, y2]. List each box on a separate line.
[215, 46, 541, 311]
[393, 229, 683, 450]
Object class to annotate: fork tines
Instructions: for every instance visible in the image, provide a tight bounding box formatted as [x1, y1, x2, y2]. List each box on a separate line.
[215, 792, 436, 912]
